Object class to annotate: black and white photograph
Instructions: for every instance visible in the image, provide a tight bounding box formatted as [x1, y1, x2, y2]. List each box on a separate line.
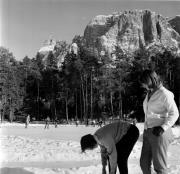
[0, 0, 180, 174]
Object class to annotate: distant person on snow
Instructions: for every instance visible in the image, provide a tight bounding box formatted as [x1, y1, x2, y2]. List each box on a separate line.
[44, 116, 50, 129]
[80, 120, 139, 174]
[54, 117, 58, 128]
[25, 114, 30, 128]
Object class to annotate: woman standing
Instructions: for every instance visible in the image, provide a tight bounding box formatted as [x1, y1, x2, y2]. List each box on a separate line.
[139, 69, 179, 174]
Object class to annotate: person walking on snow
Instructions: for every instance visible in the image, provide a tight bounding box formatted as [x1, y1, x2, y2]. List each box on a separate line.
[44, 116, 50, 129]
[25, 114, 30, 128]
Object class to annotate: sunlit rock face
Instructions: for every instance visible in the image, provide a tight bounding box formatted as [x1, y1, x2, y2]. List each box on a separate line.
[83, 10, 180, 59]
[39, 39, 56, 54]
[168, 16, 180, 35]
[70, 43, 78, 55]
[38, 39, 67, 69]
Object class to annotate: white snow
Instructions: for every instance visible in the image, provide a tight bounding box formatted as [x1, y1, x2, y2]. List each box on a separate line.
[0, 123, 180, 174]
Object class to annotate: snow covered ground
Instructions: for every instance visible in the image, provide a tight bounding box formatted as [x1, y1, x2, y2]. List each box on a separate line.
[0, 123, 180, 174]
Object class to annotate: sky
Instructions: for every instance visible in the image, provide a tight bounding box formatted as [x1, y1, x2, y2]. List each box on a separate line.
[1, 0, 180, 61]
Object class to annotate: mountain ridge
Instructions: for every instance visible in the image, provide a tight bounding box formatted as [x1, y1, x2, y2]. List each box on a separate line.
[38, 9, 180, 66]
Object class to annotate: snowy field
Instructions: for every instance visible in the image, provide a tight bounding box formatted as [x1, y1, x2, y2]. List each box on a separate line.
[0, 122, 180, 174]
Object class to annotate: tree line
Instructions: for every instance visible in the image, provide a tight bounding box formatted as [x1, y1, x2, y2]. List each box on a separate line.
[0, 37, 180, 124]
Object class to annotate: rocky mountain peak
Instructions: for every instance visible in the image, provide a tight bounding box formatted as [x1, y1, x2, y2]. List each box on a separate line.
[38, 38, 56, 54]
[83, 9, 180, 59]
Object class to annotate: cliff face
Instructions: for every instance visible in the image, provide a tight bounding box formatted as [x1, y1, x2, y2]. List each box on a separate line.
[38, 10, 180, 68]
[38, 39, 68, 68]
[39, 39, 56, 54]
[168, 16, 180, 35]
[83, 10, 180, 58]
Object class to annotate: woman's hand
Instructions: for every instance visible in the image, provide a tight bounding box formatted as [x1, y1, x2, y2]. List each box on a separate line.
[152, 126, 164, 136]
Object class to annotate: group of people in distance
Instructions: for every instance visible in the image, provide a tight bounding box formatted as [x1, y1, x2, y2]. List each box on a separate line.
[25, 116, 103, 129]
[25, 115, 52, 129]
[80, 69, 179, 174]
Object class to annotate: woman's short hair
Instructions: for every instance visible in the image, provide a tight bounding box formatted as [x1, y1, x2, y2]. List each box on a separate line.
[80, 134, 97, 152]
[139, 69, 161, 89]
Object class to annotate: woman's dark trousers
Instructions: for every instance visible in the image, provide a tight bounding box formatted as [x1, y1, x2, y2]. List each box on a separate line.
[109, 124, 139, 174]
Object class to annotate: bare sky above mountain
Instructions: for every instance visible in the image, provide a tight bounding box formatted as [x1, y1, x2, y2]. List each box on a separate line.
[1, 0, 180, 60]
